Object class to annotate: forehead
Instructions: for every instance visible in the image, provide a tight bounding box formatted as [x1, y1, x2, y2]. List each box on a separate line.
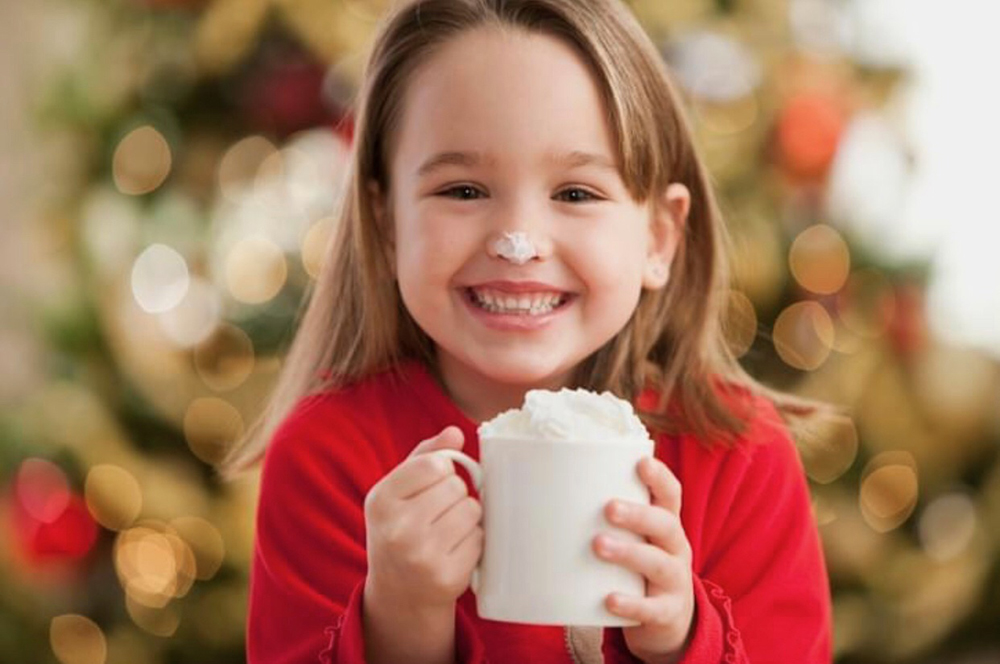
[391, 26, 619, 177]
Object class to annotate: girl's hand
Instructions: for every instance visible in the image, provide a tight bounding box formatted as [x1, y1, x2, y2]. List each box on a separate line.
[364, 426, 484, 614]
[593, 457, 694, 664]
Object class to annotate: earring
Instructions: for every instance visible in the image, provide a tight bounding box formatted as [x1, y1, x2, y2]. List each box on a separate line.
[492, 231, 537, 265]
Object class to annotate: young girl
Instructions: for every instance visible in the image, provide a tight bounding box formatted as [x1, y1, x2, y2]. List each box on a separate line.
[222, 0, 832, 662]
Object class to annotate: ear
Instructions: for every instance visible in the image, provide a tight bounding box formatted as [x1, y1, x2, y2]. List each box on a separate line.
[642, 183, 690, 290]
[367, 179, 396, 272]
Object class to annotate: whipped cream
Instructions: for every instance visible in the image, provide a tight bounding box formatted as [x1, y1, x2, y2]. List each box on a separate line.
[478, 388, 651, 443]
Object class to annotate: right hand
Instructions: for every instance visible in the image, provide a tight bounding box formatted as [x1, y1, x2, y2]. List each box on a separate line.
[364, 426, 484, 612]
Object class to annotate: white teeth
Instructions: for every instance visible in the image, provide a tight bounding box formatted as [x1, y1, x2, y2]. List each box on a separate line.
[470, 288, 566, 315]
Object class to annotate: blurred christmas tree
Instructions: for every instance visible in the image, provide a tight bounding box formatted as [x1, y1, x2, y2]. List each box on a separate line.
[2, 0, 998, 662]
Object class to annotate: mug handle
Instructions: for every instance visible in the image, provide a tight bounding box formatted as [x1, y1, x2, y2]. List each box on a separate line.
[429, 449, 484, 593]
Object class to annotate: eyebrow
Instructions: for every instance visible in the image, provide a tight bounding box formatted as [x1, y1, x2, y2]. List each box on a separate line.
[415, 150, 619, 177]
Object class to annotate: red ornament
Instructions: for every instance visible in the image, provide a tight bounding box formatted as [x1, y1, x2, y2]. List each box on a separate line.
[776, 93, 846, 181]
[241, 54, 337, 138]
[6, 459, 99, 568]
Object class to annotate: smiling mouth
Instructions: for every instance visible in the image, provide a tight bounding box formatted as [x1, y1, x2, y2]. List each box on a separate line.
[465, 287, 573, 316]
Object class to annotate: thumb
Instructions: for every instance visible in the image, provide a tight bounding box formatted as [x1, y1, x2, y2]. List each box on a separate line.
[408, 425, 465, 458]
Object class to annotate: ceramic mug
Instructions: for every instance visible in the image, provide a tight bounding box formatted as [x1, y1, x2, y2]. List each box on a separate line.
[433, 436, 653, 626]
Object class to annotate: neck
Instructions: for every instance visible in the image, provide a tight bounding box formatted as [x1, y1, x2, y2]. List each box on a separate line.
[434, 358, 573, 423]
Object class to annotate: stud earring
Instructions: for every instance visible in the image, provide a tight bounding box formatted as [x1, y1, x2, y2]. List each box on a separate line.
[492, 231, 537, 265]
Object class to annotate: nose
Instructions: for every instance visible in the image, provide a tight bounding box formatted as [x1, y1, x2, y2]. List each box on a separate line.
[485, 200, 554, 264]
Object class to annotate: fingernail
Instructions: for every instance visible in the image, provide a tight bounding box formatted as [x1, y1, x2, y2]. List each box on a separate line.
[610, 502, 628, 522]
[598, 537, 620, 555]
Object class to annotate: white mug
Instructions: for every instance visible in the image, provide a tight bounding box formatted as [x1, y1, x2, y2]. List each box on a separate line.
[433, 436, 653, 627]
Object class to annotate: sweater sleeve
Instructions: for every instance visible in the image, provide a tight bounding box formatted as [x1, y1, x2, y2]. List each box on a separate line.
[680, 402, 832, 663]
[603, 401, 831, 664]
[246, 404, 488, 663]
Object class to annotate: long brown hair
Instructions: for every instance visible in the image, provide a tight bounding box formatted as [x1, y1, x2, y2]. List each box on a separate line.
[219, 0, 814, 478]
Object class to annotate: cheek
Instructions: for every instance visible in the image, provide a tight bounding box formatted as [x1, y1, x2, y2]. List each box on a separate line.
[570, 221, 649, 289]
[394, 210, 476, 292]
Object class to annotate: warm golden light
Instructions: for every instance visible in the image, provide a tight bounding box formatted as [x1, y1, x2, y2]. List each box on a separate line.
[225, 236, 288, 304]
[116, 525, 178, 608]
[789, 224, 851, 295]
[772, 301, 835, 370]
[85, 464, 143, 531]
[218, 136, 278, 201]
[113, 125, 172, 196]
[50, 614, 107, 664]
[799, 415, 859, 484]
[183, 397, 245, 465]
[302, 217, 335, 279]
[860, 452, 919, 532]
[722, 289, 757, 358]
[171, 516, 226, 580]
[193, 324, 256, 392]
[125, 595, 180, 638]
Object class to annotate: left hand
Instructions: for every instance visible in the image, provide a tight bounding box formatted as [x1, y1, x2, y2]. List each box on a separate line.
[593, 456, 694, 664]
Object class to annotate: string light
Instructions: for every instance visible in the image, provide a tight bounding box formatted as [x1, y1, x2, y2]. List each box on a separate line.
[772, 301, 835, 370]
[789, 224, 851, 295]
[224, 236, 287, 304]
[113, 125, 172, 196]
[85, 465, 142, 531]
[49, 615, 106, 664]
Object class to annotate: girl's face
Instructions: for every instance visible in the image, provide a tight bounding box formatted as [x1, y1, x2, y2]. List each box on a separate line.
[377, 27, 688, 419]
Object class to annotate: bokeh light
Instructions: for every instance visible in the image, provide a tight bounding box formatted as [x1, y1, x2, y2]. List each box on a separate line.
[224, 236, 287, 304]
[114, 522, 197, 610]
[860, 451, 919, 533]
[125, 595, 181, 638]
[170, 516, 226, 580]
[156, 276, 222, 347]
[722, 289, 757, 358]
[16, 458, 70, 523]
[193, 324, 256, 392]
[799, 414, 859, 484]
[301, 216, 335, 279]
[131, 244, 190, 314]
[772, 301, 835, 370]
[50, 614, 107, 664]
[113, 125, 172, 196]
[919, 491, 978, 562]
[183, 397, 245, 465]
[218, 135, 279, 202]
[85, 464, 143, 531]
[789, 224, 851, 295]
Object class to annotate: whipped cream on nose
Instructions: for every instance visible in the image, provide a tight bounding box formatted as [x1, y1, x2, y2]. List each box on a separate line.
[492, 231, 537, 265]
[478, 388, 652, 443]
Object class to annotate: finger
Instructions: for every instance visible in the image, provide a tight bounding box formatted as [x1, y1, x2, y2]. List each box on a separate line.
[391, 427, 466, 499]
[605, 501, 688, 555]
[605, 592, 683, 627]
[409, 425, 465, 458]
[448, 523, 485, 569]
[407, 472, 469, 521]
[638, 457, 682, 515]
[434, 496, 483, 551]
[593, 536, 686, 591]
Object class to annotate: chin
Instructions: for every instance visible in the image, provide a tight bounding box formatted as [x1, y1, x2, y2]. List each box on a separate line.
[469, 354, 575, 391]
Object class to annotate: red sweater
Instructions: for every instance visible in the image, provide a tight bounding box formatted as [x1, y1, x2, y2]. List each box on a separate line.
[248, 361, 832, 663]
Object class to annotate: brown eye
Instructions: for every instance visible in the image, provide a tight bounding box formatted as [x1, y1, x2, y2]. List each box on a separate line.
[439, 185, 484, 200]
[555, 188, 599, 203]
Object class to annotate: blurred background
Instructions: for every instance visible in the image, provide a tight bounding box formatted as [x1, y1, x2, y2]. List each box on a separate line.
[1, 0, 998, 662]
